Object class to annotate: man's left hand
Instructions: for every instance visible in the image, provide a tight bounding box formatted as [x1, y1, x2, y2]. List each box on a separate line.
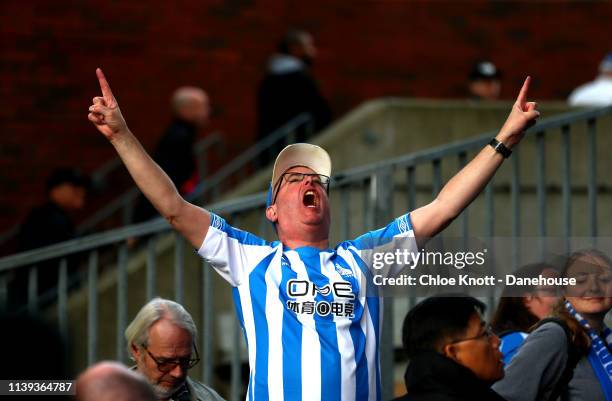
[497, 76, 540, 148]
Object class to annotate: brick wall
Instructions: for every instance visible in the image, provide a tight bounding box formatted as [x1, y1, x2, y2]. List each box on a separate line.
[1, 0, 611, 234]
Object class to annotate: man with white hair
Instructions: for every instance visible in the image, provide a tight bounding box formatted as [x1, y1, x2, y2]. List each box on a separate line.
[125, 298, 225, 401]
[568, 52, 612, 107]
[76, 361, 156, 401]
[89, 69, 539, 400]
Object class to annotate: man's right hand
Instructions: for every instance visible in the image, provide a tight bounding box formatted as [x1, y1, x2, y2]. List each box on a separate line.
[87, 67, 211, 249]
[88, 68, 129, 141]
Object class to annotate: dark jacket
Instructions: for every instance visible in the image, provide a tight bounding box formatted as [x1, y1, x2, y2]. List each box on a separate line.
[153, 118, 198, 190]
[12, 201, 78, 307]
[392, 352, 506, 401]
[256, 54, 332, 166]
[134, 118, 198, 223]
[257, 54, 331, 141]
[17, 201, 75, 252]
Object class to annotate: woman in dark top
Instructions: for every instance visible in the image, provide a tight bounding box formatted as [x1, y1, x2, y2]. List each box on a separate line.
[491, 263, 560, 364]
[493, 249, 612, 401]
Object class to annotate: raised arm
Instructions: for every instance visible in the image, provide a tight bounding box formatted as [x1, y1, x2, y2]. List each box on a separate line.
[410, 77, 540, 246]
[88, 68, 210, 248]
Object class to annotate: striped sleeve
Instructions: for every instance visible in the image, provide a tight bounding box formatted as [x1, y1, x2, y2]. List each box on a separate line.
[350, 213, 416, 250]
[197, 213, 275, 286]
[347, 213, 418, 279]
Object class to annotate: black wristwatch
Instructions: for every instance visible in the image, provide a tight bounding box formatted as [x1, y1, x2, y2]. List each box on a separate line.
[489, 138, 512, 158]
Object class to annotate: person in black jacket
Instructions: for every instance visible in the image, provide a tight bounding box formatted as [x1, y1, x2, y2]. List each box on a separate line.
[393, 296, 506, 401]
[257, 29, 332, 166]
[133, 87, 210, 223]
[17, 167, 89, 252]
[13, 168, 89, 307]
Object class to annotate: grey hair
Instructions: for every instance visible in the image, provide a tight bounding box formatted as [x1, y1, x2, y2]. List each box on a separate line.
[171, 86, 207, 114]
[125, 298, 197, 356]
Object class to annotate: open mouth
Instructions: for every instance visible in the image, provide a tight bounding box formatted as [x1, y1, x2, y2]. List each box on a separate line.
[303, 190, 317, 208]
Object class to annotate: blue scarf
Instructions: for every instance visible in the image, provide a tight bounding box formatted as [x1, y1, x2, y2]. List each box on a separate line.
[565, 300, 612, 401]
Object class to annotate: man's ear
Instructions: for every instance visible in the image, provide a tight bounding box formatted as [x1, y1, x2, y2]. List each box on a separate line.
[442, 343, 458, 361]
[266, 205, 278, 223]
[130, 343, 141, 361]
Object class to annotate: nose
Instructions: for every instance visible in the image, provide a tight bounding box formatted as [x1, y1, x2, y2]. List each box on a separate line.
[169, 364, 186, 379]
[587, 275, 602, 294]
[303, 174, 315, 186]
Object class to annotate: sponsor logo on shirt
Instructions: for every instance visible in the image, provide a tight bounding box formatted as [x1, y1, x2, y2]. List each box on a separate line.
[285, 279, 356, 318]
[334, 263, 354, 278]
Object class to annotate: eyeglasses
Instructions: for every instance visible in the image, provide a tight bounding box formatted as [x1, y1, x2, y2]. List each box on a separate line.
[143, 344, 200, 373]
[272, 172, 330, 204]
[449, 325, 494, 344]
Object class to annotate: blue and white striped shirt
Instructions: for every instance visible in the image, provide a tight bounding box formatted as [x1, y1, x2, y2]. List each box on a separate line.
[198, 212, 417, 401]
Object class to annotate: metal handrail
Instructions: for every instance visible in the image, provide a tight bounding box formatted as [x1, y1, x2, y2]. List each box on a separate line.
[2, 105, 610, 271]
[0, 192, 265, 271]
[334, 104, 612, 185]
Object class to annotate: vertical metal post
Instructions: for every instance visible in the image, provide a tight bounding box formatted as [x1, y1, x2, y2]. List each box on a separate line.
[536, 132, 547, 260]
[587, 119, 597, 241]
[363, 177, 373, 232]
[28, 265, 38, 315]
[88, 250, 99, 365]
[260, 213, 271, 241]
[432, 159, 442, 196]
[146, 236, 157, 300]
[485, 181, 495, 237]
[340, 185, 350, 240]
[373, 168, 394, 401]
[201, 260, 213, 385]
[122, 199, 134, 226]
[117, 243, 128, 362]
[58, 258, 68, 340]
[561, 125, 572, 252]
[175, 235, 185, 304]
[484, 181, 495, 307]
[406, 166, 416, 212]
[511, 148, 521, 269]
[432, 159, 443, 247]
[231, 312, 242, 401]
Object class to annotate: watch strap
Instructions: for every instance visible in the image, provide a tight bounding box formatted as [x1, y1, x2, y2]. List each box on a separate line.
[489, 138, 512, 158]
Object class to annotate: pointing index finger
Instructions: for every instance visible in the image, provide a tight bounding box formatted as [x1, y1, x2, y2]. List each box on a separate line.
[96, 68, 115, 104]
[515, 76, 531, 109]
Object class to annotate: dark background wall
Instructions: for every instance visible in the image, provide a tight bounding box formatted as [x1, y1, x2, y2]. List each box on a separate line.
[1, 0, 610, 233]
